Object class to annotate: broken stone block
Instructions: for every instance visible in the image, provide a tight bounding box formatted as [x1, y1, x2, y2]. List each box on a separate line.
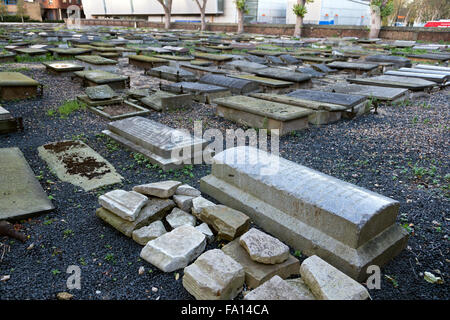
[191, 196, 215, 217]
[175, 184, 201, 197]
[133, 180, 182, 198]
[201, 146, 409, 281]
[140, 225, 206, 272]
[85, 84, 117, 100]
[183, 249, 245, 300]
[300, 255, 370, 300]
[239, 228, 289, 265]
[244, 275, 308, 300]
[195, 223, 215, 243]
[132, 221, 167, 245]
[199, 205, 250, 241]
[222, 238, 300, 289]
[173, 194, 194, 212]
[96, 198, 175, 237]
[166, 207, 196, 229]
[285, 278, 316, 300]
[98, 190, 148, 222]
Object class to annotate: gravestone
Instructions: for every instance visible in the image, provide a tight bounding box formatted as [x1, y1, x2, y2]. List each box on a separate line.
[38, 140, 123, 191]
[245, 54, 267, 64]
[311, 63, 337, 74]
[48, 47, 92, 58]
[279, 54, 300, 65]
[85, 84, 117, 100]
[407, 53, 450, 62]
[160, 82, 231, 103]
[296, 67, 324, 78]
[223, 60, 267, 73]
[73, 70, 129, 90]
[102, 116, 206, 170]
[385, 70, 448, 84]
[75, 55, 117, 65]
[179, 63, 226, 77]
[0, 148, 54, 220]
[140, 90, 193, 112]
[398, 67, 450, 76]
[146, 66, 196, 82]
[365, 55, 412, 68]
[255, 68, 312, 88]
[229, 75, 293, 93]
[0, 72, 40, 101]
[128, 55, 170, 70]
[199, 74, 259, 95]
[265, 55, 285, 65]
[415, 64, 450, 73]
[287, 89, 366, 108]
[213, 95, 313, 135]
[322, 84, 408, 103]
[42, 61, 84, 75]
[200, 146, 409, 281]
[326, 61, 379, 73]
[192, 52, 233, 65]
[348, 75, 437, 91]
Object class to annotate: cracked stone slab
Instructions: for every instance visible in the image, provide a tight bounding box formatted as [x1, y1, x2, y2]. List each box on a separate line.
[98, 190, 148, 221]
[239, 228, 289, 265]
[133, 180, 181, 198]
[244, 275, 309, 300]
[132, 221, 167, 245]
[199, 205, 250, 241]
[166, 207, 196, 229]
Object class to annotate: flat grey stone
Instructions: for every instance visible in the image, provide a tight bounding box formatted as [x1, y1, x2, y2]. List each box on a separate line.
[286, 89, 366, 108]
[322, 84, 408, 102]
[199, 205, 250, 241]
[166, 207, 196, 229]
[326, 61, 379, 71]
[85, 85, 117, 100]
[244, 275, 308, 300]
[183, 249, 245, 300]
[199, 74, 259, 95]
[365, 54, 412, 68]
[0, 148, 54, 220]
[195, 223, 215, 243]
[99, 190, 148, 222]
[140, 225, 206, 272]
[191, 196, 215, 217]
[300, 255, 370, 300]
[173, 194, 194, 212]
[133, 180, 181, 198]
[255, 68, 312, 83]
[240, 228, 290, 265]
[0, 106, 12, 121]
[132, 221, 167, 245]
[348, 75, 437, 91]
[175, 184, 201, 197]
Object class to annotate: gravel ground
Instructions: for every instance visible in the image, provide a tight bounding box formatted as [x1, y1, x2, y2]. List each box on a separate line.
[0, 60, 448, 300]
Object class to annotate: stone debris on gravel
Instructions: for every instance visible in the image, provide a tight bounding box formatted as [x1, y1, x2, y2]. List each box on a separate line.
[133, 180, 182, 198]
[300, 255, 370, 300]
[175, 184, 202, 197]
[173, 194, 195, 212]
[195, 223, 215, 243]
[244, 275, 309, 300]
[239, 228, 290, 265]
[191, 196, 215, 217]
[132, 221, 167, 245]
[140, 225, 206, 272]
[183, 249, 245, 300]
[98, 190, 148, 221]
[165, 207, 197, 229]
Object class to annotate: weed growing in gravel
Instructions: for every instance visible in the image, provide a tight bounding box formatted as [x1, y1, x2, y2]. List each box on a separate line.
[15, 53, 71, 63]
[48, 100, 87, 119]
[51, 269, 61, 276]
[63, 229, 74, 239]
[105, 253, 116, 264]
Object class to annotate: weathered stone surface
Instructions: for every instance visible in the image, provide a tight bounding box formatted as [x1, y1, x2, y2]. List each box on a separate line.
[199, 205, 250, 241]
[99, 190, 148, 221]
[200, 146, 409, 281]
[103, 117, 206, 170]
[183, 249, 245, 300]
[132, 221, 167, 245]
[300, 255, 370, 300]
[348, 75, 436, 91]
[38, 140, 123, 191]
[385, 70, 448, 84]
[199, 74, 259, 95]
[222, 238, 300, 289]
[239, 228, 289, 265]
[173, 194, 194, 212]
[166, 207, 196, 229]
[326, 61, 378, 71]
[133, 180, 181, 198]
[140, 90, 193, 112]
[96, 198, 175, 237]
[85, 84, 117, 100]
[287, 89, 366, 108]
[192, 196, 215, 216]
[0, 106, 12, 121]
[244, 275, 308, 300]
[223, 60, 267, 73]
[322, 84, 408, 102]
[285, 278, 316, 300]
[255, 68, 312, 83]
[147, 65, 196, 82]
[140, 225, 206, 272]
[0, 148, 54, 220]
[196, 222, 215, 243]
[175, 184, 201, 197]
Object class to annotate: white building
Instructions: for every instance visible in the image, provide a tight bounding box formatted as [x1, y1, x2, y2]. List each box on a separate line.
[81, 0, 371, 26]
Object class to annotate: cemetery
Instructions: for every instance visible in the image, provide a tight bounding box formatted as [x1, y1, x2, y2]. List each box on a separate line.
[0, 18, 448, 303]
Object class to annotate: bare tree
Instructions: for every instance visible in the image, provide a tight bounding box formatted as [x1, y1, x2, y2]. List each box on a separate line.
[369, 0, 394, 38]
[156, 0, 173, 30]
[235, 0, 246, 34]
[16, 0, 26, 23]
[193, 0, 208, 32]
[293, 0, 314, 38]
[0, 2, 8, 22]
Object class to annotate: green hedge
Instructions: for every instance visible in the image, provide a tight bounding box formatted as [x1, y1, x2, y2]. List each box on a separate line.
[0, 15, 64, 23]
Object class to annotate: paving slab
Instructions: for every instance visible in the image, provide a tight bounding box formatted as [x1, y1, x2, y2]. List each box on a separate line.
[348, 75, 437, 91]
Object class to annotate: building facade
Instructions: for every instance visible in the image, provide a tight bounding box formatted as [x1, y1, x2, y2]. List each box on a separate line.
[1, 0, 43, 21]
[40, 0, 84, 21]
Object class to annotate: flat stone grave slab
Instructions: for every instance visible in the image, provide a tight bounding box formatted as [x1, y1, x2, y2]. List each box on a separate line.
[128, 55, 170, 70]
[0, 147, 54, 220]
[213, 95, 313, 135]
[0, 72, 40, 101]
[73, 70, 129, 90]
[102, 116, 206, 170]
[48, 47, 92, 57]
[139, 90, 193, 112]
[255, 68, 312, 88]
[322, 83, 408, 103]
[279, 54, 300, 65]
[42, 61, 85, 74]
[146, 65, 196, 82]
[75, 55, 117, 65]
[326, 61, 379, 73]
[38, 140, 123, 191]
[385, 70, 448, 84]
[14, 47, 48, 56]
[138, 47, 171, 55]
[245, 54, 267, 64]
[200, 146, 409, 281]
[199, 74, 259, 95]
[287, 89, 366, 108]
[192, 52, 233, 65]
[88, 100, 150, 120]
[407, 53, 450, 62]
[223, 60, 267, 73]
[0, 51, 17, 63]
[415, 64, 450, 73]
[397, 67, 450, 77]
[392, 40, 415, 48]
[296, 67, 324, 78]
[229, 74, 293, 93]
[247, 50, 284, 57]
[85, 84, 117, 100]
[347, 75, 437, 91]
[364, 54, 411, 68]
[222, 237, 300, 289]
[190, 59, 214, 67]
[178, 63, 226, 77]
[293, 55, 336, 64]
[265, 55, 285, 65]
[311, 63, 337, 74]
[160, 82, 231, 103]
[154, 54, 194, 62]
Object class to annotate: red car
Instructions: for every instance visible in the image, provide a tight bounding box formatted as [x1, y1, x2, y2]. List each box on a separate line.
[424, 20, 450, 27]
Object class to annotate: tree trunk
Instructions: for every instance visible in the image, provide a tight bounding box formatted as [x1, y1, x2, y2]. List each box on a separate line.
[369, 6, 381, 38]
[164, 9, 171, 30]
[294, 15, 303, 38]
[237, 9, 244, 34]
[200, 10, 206, 31]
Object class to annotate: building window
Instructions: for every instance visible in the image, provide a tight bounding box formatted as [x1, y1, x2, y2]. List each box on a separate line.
[4, 0, 18, 5]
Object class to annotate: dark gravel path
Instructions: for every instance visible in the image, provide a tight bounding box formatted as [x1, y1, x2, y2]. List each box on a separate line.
[0, 61, 448, 300]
